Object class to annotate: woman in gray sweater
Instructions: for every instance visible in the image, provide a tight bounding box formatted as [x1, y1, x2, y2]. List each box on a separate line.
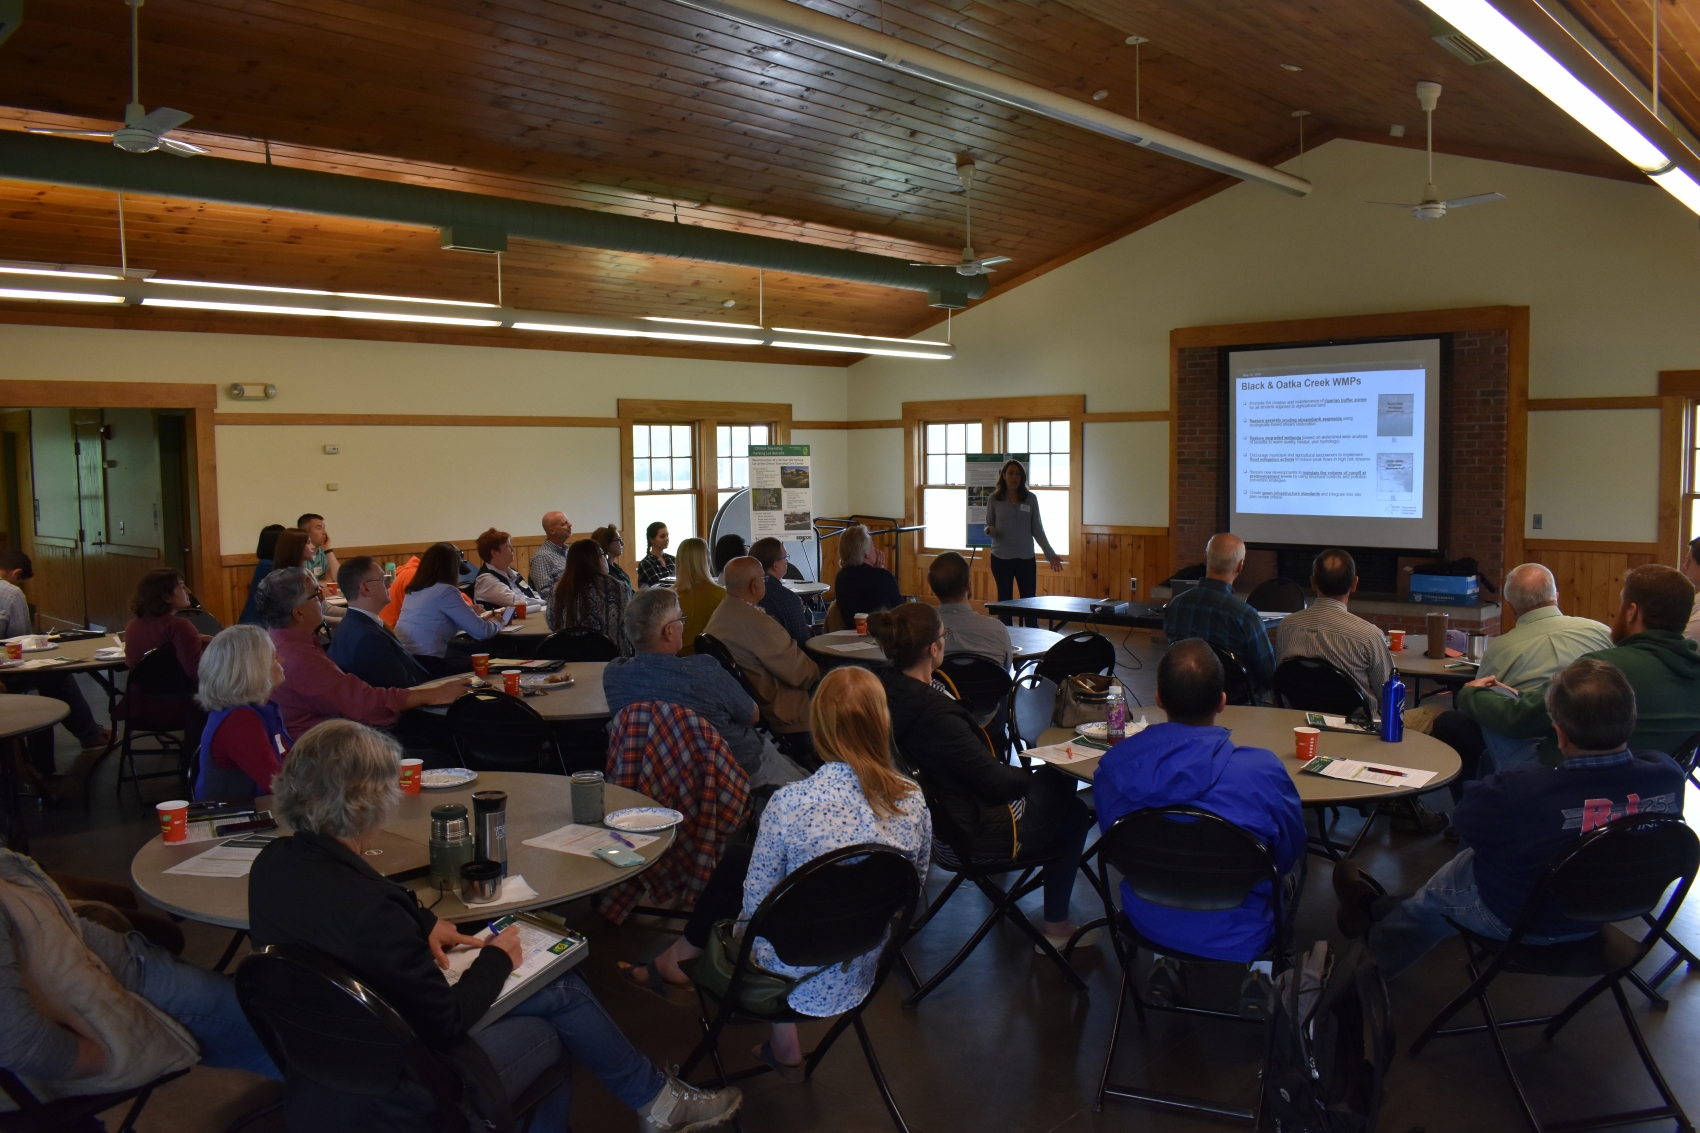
[982, 460, 1061, 626]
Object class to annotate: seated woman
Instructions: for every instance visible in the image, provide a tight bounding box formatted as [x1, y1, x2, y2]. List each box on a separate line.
[548, 538, 632, 654]
[124, 567, 205, 679]
[831, 524, 904, 619]
[637, 521, 677, 588]
[273, 528, 342, 625]
[872, 603, 1094, 951]
[248, 720, 739, 1131]
[470, 527, 545, 614]
[618, 665, 930, 1078]
[194, 624, 291, 800]
[591, 524, 634, 595]
[239, 524, 286, 625]
[711, 534, 746, 577]
[395, 541, 507, 675]
[673, 537, 724, 657]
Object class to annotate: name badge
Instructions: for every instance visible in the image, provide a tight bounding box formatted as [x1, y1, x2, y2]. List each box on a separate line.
[1019, 503, 1031, 513]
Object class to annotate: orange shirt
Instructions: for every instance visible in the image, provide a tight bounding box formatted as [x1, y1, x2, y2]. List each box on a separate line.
[381, 557, 419, 627]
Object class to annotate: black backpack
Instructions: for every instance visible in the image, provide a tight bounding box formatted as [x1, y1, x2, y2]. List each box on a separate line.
[1262, 940, 1394, 1133]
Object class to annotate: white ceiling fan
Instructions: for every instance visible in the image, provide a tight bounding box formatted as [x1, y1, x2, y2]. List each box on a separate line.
[912, 160, 1011, 276]
[30, 0, 207, 156]
[1367, 81, 1503, 220]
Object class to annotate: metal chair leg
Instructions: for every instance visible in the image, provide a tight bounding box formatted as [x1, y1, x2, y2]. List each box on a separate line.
[1609, 979, 1694, 1131]
[1540, 973, 1616, 1041]
[1093, 969, 1131, 1113]
[853, 1015, 912, 1133]
[213, 929, 248, 974]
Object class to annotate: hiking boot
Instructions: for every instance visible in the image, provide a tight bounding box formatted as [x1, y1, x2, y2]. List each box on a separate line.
[638, 1075, 741, 1132]
[1238, 969, 1274, 1020]
[1389, 798, 1448, 835]
[1143, 955, 1186, 1008]
[1332, 861, 1387, 939]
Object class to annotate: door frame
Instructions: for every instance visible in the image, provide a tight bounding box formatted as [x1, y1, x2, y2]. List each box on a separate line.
[0, 382, 222, 623]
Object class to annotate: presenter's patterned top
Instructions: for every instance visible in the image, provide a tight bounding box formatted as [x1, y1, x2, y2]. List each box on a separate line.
[739, 761, 930, 1016]
[984, 495, 1056, 561]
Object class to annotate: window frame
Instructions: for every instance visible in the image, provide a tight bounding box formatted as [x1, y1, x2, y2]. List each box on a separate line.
[918, 419, 985, 553]
[1682, 398, 1699, 557]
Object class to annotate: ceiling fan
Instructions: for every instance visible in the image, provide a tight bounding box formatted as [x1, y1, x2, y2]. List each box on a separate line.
[1367, 81, 1502, 220]
[30, 0, 207, 156]
[912, 160, 1011, 276]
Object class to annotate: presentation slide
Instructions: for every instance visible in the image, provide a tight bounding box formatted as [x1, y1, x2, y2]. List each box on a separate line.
[1227, 339, 1442, 551]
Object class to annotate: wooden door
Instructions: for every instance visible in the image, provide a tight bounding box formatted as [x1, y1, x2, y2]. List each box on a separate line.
[27, 409, 86, 631]
[82, 411, 165, 632]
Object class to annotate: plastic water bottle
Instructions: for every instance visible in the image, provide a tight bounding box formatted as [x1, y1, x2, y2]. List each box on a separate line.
[1378, 674, 1405, 743]
[1106, 682, 1127, 742]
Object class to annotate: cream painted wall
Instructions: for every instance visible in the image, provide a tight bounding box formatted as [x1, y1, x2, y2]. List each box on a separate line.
[851, 138, 1700, 537]
[1524, 409, 1661, 542]
[1082, 421, 1168, 527]
[847, 429, 906, 518]
[792, 429, 848, 519]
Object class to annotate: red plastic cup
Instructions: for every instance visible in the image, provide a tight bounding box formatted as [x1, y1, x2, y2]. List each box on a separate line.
[399, 758, 424, 795]
[4, 641, 20, 660]
[854, 613, 869, 635]
[1294, 727, 1320, 762]
[156, 800, 189, 843]
[471, 654, 490, 677]
[324, 582, 340, 597]
[512, 602, 527, 620]
[503, 669, 522, 696]
[1388, 629, 1406, 652]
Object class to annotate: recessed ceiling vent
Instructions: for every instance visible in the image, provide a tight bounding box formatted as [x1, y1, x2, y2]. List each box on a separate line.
[1429, 13, 1492, 65]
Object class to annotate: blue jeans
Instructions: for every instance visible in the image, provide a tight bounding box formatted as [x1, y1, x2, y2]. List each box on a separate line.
[132, 936, 279, 1079]
[1368, 850, 1593, 979]
[473, 1016, 571, 1130]
[1481, 729, 1541, 776]
[495, 970, 667, 1113]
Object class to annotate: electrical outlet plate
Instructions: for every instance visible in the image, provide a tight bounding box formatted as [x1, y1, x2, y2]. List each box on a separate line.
[1532, 513, 1543, 530]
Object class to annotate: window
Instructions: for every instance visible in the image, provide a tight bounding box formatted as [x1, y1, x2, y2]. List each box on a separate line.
[1004, 418, 1071, 555]
[921, 421, 983, 550]
[1686, 402, 1700, 555]
[632, 423, 697, 546]
[716, 423, 772, 516]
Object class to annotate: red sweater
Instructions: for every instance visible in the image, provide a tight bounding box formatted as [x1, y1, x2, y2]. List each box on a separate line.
[123, 614, 204, 679]
[208, 706, 292, 796]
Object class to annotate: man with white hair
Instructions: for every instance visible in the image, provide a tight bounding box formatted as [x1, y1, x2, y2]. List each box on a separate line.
[1473, 563, 1613, 693]
[702, 557, 820, 737]
[603, 588, 805, 788]
[1161, 533, 1276, 693]
[830, 523, 903, 623]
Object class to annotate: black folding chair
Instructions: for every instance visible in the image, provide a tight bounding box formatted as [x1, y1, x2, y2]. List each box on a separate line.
[1034, 631, 1116, 685]
[897, 768, 1087, 1005]
[531, 627, 619, 662]
[1643, 733, 1700, 994]
[1089, 806, 1288, 1121]
[694, 634, 765, 713]
[93, 645, 199, 805]
[680, 845, 921, 1133]
[0, 1066, 189, 1133]
[1209, 642, 1257, 707]
[937, 654, 1013, 755]
[1271, 656, 1374, 721]
[176, 606, 223, 635]
[446, 690, 568, 775]
[1409, 814, 1698, 1133]
[1007, 671, 1058, 757]
[1245, 578, 1307, 613]
[235, 945, 568, 1133]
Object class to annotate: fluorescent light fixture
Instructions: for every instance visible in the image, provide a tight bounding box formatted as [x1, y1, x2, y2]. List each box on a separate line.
[770, 326, 956, 360]
[0, 260, 125, 280]
[149, 278, 497, 308]
[0, 287, 126, 303]
[1418, 0, 1667, 172]
[1649, 166, 1700, 215]
[514, 318, 767, 346]
[140, 297, 501, 327]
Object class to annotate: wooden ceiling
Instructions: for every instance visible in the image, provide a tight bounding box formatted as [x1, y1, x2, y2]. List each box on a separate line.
[0, 0, 1685, 358]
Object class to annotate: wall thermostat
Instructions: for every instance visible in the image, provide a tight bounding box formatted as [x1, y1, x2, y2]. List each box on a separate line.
[323, 444, 341, 455]
[227, 383, 277, 401]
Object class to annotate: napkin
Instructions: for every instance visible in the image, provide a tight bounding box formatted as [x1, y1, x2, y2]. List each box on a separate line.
[462, 874, 539, 908]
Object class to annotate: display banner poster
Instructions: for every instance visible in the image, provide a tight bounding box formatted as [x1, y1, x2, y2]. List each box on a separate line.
[749, 445, 812, 539]
[965, 453, 1028, 547]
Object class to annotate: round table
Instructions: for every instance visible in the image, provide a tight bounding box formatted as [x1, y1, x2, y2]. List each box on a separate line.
[3, 633, 130, 709]
[1037, 704, 1460, 806]
[1393, 634, 1477, 704]
[448, 618, 553, 658]
[806, 625, 1063, 666]
[0, 691, 71, 739]
[420, 661, 611, 722]
[132, 772, 673, 929]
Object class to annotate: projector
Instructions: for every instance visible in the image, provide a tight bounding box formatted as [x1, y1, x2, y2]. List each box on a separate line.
[1090, 600, 1129, 615]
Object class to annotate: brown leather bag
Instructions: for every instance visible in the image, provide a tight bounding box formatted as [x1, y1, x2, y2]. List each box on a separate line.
[1052, 673, 1113, 728]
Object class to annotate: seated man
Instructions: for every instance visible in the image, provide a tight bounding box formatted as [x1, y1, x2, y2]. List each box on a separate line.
[603, 588, 805, 789]
[702, 557, 820, 739]
[298, 512, 340, 584]
[1161, 533, 1275, 693]
[1093, 638, 1305, 1012]
[0, 846, 277, 1101]
[0, 551, 110, 780]
[1428, 562, 1613, 787]
[1453, 564, 1700, 769]
[256, 567, 466, 739]
[1340, 658, 1686, 978]
[927, 551, 1011, 667]
[1274, 547, 1392, 710]
[751, 537, 810, 648]
[327, 556, 431, 689]
[831, 524, 903, 620]
[529, 511, 573, 598]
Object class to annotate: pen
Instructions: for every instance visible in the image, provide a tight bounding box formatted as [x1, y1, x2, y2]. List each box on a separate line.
[1363, 766, 1407, 777]
[608, 831, 637, 849]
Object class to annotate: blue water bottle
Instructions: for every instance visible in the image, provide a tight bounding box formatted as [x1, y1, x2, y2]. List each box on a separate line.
[1379, 673, 1405, 743]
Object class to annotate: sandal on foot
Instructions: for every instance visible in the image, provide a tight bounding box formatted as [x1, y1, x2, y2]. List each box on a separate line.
[617, 960, 694, 1005]
[753, 1041, 805, 1083]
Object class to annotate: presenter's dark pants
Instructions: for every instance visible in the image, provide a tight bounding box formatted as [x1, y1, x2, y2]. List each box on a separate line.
[990, 555, 1038, 627]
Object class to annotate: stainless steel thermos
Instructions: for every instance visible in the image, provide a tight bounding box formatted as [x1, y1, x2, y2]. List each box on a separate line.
[428, 803, 475, 884]
[472, 790, 508, 877]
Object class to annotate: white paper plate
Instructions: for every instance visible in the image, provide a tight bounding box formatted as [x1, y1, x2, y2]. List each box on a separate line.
[1074, 721, 1110, 737]
[604, 806, 685, 832]
[421, 768, 478, 789]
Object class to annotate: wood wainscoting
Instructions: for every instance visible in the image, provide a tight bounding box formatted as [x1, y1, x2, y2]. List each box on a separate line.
[1523, 539, 1660, 626]
[897, 526, 1172, 614]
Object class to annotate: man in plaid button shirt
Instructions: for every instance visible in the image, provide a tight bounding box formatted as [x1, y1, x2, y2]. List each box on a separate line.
[1162, 533, 1276, 693]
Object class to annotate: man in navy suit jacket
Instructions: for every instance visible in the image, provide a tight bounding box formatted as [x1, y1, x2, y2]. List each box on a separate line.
[327, 557, 431, 689]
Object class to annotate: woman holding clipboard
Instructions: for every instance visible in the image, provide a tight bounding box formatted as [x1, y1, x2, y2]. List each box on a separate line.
[983, 459, 1061, 626]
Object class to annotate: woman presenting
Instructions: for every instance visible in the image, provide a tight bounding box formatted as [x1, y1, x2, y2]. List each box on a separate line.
[983, 459, 1061, 625]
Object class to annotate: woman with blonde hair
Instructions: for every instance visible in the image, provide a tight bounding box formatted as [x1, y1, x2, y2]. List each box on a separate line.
[618, 665, 930, 1079]
[194, 624, 292, 800]
[672, 536, 724, 656]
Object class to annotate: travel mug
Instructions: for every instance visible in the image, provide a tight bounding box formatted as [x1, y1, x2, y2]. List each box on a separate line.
[1424, 613, 1450, 659]
[429, 804, 475, 885]
[472, 790, 508, 877]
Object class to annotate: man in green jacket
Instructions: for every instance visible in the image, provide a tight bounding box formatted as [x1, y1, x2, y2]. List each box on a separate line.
[1458, 564, 1700, 768]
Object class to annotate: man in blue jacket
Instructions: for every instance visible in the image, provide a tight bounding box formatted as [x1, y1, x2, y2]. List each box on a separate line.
[327, 557, 431, 689]
[1094, 638, 1306, 1015]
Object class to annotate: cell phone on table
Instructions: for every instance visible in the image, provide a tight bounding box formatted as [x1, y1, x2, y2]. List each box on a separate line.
[593, 845, 645, 868]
